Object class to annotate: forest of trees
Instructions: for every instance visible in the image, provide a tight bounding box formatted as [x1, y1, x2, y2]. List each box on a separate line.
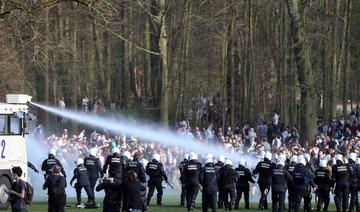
[0, 0, 359, 141]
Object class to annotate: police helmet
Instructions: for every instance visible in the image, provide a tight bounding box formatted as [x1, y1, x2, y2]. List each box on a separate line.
[76, 158, 84, 166]
[319, 160, 327, 168]
[349, 153, 357, 162]
[184, 154, 189, 160]
[89, 148, 97, 156]
[112, 147, 120, 154]
[264, 152, 272, 160]
[152, 154, 160, 162]
[121, 151, 131, 159]
[218, 155, 226, 163]
[189, 152, 198, 160]
[277, 159, 286, 166]
[357, 158, 360, 165]
[304, 153, 310, 162]
[335, 154, 343, 162]
[239, 159, 246, 167]
[49, 149, 57, 156]
[298, 157, 306, 166]
[225, 159, 232, 166]
[205, 157, 213, 164]
[206, 153, 214, 160]
[278, 154, 286, 162]
[290, 155, 298, 163]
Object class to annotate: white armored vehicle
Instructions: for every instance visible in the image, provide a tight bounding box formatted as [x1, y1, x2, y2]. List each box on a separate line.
[0, 94, 31, 209]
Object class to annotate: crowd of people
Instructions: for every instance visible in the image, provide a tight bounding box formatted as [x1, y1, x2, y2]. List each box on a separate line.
[12, 108, 360, 212]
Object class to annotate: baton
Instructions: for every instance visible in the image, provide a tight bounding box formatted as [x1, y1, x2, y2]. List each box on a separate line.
[165, 181, 174, 189]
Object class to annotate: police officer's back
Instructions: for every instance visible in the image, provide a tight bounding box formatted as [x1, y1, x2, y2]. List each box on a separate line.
[314, 159, 332, 211]
[103, 147, 123, 182]
[214, 155, 225, 209]
[84, 148, 103, 196]
[285, 155, 297, 212]
[219, 159, 237, 211]
[179, 154, 189, 207]
[253, 152, 274, 210]
[183, 152, 202, 211]
[199, 155, 219, 212]
[234, 159, 255, 209]
[332, 154, 351, 212]
[43, 165, 67, 212]
[125, 152, 146, 183]
[146, 153, 167, 206]
[70, 158, 95, 205]
[41, 149, 66, 178]
[269, 159, 293, 212]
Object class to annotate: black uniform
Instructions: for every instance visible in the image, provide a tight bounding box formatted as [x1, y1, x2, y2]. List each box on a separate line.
[70, 164, 95, 205]
[214, 161, 224, 209]
[103, 153, 123, 183]
[84, 155, 103, 200]
[304, 163, 315, 212]
[179, 159, 188, 207]
[253, 158, 274, 210]
[41, 155, 66, 178]
[285, 162, 296, 212]
[96, 178, 122, 212]
[146, 159, 168, 206]
[269, 164, 293, 212]
[348, 159, 359, 212]
[234, 164, 255, 209]
[293, 163, 315, 212]
[182, 159, 202, 211]
[314, 167, 332, 211]
[332, 160, 350, 212]
[219, 165, 237, 211]
[199, 162, 219, 212]
[125, 159, 146, 183]
[43, 174, 67, 212]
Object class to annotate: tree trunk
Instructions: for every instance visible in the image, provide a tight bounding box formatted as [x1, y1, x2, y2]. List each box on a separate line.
[286, 0, 317, 143]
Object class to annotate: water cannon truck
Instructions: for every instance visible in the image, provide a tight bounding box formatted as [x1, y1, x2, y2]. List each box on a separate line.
[0, 94, 31, 209]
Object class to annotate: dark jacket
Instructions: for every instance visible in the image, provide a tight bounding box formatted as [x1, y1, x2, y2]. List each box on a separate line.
[84, 155, 104, 179]
[269, 165, 293, 192]
[122, 179, 146, 210]
[96, 178, 122, 207]
[146, 160, 168, 183]
[199, 162, 219, 194]
[125, 160, 146, 183]
[43, 174, 67, 205]
[235, 165, 255, 189]
[253, 158, 275, 186]
[70, 164, 90, 186]
[41, 155, 66, 177]
[182, 160, 202, 186]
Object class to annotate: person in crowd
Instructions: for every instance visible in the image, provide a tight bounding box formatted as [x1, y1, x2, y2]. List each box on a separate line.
[179, 153, 189, 207]
[122, 171, 146, 212]
[43, 165, 67, 212]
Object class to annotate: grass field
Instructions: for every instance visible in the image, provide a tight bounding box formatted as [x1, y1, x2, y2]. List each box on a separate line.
[4, 195, 338, 212]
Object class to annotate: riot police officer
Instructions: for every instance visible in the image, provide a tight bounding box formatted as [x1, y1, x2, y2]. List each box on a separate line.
[293, 156, 315, 212]
[314, 159, 332, 212]
[84, 148, 103, 200]
[215, 155, 225, 209]
[125, 152, 146, 183]
[146, 153, 168, 206]
[269, 159, 293, 212]
[199, 154, 219, 212]
[103, 147, 123, 182]
[183, 152, 202, 211]
[219, 159, 237, 211]
[43, 165, 67, 212]
[332, 154, 351, 212]
[235, 159, 255, 209]
[70, 158, 95, 206]
[285, 155, 297, 212]
[41, 149, 66, 179]
[253, 152, 274, 210]
[348, 153, 359, 212]
[179, 154, 189, 207]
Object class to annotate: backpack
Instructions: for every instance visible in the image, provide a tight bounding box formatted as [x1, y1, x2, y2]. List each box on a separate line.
[293, 166, 308, 185]
[24, 181, 34, 205]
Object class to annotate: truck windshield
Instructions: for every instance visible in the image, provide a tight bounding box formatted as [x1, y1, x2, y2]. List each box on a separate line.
[0, 115, 22, 135]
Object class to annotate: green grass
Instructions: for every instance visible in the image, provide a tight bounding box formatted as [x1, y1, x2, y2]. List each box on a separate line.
[5, 195, 338, 212]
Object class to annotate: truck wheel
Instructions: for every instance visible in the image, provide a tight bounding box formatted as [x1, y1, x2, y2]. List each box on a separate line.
[0, 176, 11, 210]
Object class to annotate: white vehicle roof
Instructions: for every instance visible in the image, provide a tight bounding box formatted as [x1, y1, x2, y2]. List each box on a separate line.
[0, 103, 28, 114]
